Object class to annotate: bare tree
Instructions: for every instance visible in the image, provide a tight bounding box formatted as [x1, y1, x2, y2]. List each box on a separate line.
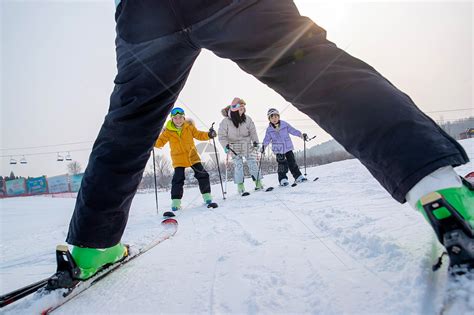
[140, 153, 173, 190]
[154, 154, 172, 179]
[67, 161, 82, 175]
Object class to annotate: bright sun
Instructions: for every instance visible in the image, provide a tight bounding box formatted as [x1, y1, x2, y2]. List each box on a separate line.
[294, 1, 349, 33]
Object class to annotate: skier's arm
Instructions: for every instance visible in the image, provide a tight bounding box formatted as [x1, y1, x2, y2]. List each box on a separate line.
[262, 128, 272, 147]
[287, 122, 302, 137]
[192, 125, 211, 141]
[154, 130, 169, 148]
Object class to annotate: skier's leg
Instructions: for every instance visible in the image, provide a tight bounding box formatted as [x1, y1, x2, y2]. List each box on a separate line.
[191, 0, 468, 203]
[233, 155, 246, 193]
[192, 162, 213, 203]
[233, 155, 244, 184]
[171, 167, 186, 200]
[285, 151, 303, 180]
[67, 2, 201, 248]
[170, 168, 185, 211]
[192, 162, 211, 194]
[276, 154, 289, 184]
[246, 152, 260, 180]
[246, 151, 263, 189]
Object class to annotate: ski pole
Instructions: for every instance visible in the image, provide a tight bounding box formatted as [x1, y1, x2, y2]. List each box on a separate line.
[224, 152, 229, 196]
[152, 148, 159, 214]
[304, 136, 307, 176]
[303, 135, 316, 176]
[210, 122, 225, 200]
[227, 144, 239, 157]
[256, 145, 264, 182]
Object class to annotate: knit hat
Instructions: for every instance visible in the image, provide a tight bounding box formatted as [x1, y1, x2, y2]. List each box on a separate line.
[267, 108, 280, 119]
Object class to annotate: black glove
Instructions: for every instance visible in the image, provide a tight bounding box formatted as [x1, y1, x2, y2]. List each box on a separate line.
[208, 129, 217, 138]
[253, 141, 259, 148]
[260, 145, 265, 154]
[302, 133, 308, 141]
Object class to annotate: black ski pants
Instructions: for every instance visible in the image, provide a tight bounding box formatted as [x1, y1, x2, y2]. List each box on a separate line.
[67, 0, 468, 247]
[277, 151, 302, 182]
[171, 163, 211, 200]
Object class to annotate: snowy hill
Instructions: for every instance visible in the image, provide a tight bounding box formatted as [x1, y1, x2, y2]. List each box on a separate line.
[304, 139, 347, 157]
[1, 139, 473, 314]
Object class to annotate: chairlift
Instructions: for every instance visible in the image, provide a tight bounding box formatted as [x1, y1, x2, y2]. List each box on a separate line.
[65, 152, 72, 161]
[9, 156, 17, 165]
[57, 153, 64, 162]
[20, 156, 27, 164]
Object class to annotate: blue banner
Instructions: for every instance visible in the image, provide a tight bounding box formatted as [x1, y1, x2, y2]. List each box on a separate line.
[26, 176, 48, 194]
[47, 175, 69, 193]
[0, 179, 6, 197]
[69, 174, 84, 192]
[6, 178, 27, 196]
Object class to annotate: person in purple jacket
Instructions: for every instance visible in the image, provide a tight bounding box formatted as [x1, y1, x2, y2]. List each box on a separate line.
[262, 108, 308, 186]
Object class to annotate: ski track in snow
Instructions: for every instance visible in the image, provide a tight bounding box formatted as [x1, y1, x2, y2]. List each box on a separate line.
[1, 138, 473, 314]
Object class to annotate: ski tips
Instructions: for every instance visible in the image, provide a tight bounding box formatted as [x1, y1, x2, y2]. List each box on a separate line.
[41, 307, 53, 315]
[162, 218, 178, 225]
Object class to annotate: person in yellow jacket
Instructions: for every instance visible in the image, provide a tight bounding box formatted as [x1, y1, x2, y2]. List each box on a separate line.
[155, 107, 218, 212]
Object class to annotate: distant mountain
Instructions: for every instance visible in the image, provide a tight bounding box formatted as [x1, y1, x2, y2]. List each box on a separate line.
[303, 139, 347, 157]
[301, 116, 474, 156]
[293, 139, 352, 167]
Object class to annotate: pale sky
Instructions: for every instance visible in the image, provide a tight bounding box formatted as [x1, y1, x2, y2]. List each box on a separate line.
[1, 0, 472, 178]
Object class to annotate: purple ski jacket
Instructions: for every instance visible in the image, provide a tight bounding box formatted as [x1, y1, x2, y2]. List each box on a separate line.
[262, 120, 302, 154]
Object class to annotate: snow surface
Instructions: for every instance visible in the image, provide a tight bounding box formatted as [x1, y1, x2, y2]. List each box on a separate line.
[1, 139, 473, 315]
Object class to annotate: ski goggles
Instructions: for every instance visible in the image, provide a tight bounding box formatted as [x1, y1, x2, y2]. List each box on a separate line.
[230, 101, 245, 112]
[170, 107, 185, 117]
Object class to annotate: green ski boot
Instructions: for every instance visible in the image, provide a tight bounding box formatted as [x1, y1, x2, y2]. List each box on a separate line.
[237, 183, 249, 196]
[202, 192, 218, 208]
[71, 243, 128, 280]
[202, 193, 212, 205]
[254, 179, 264, 191]
[416, 181, 474, 269]
[171, 199, 182, 211]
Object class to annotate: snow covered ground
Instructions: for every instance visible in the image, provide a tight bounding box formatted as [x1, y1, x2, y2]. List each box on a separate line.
[1, 139, 473, 314]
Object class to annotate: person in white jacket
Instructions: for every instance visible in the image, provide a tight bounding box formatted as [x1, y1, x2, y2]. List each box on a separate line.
[218, 97, 263, 195]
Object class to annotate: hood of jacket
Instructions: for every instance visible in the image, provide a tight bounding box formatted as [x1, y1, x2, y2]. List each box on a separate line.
[221, 105, 246, 118]
[165, 119, 195, 133]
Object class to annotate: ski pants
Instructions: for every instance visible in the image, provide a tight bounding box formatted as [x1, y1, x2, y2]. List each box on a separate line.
[66, 0, 468, 248]
[232, 152, 261, 184]
[277, 151, 302, 182]
[171, 163, 211, 200]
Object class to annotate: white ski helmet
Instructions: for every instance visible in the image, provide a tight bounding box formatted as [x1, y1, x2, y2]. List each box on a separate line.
[267, 108, 280, 119]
